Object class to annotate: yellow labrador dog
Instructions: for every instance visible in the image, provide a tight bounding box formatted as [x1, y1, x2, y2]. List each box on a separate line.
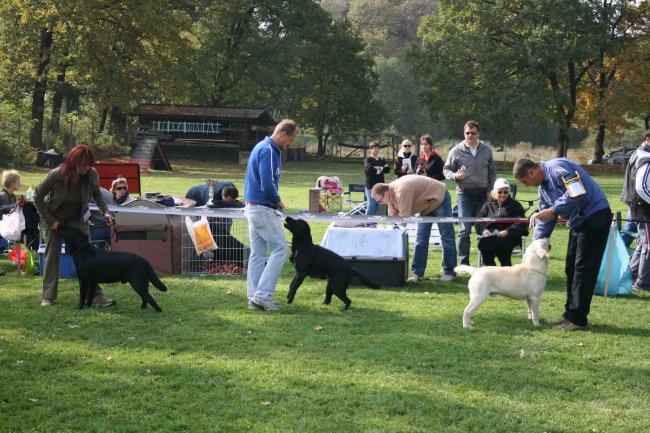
[455, 238, 550, 328]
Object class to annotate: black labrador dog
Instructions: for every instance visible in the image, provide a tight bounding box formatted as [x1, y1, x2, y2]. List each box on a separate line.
[60, 227, 167, 312]
[284, 217, 380, 310]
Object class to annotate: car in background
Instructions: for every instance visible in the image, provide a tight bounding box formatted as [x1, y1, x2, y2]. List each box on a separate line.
[602, 147, 636, 165]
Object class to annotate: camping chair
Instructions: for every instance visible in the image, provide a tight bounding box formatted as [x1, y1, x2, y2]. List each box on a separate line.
[315, 176, 343, 212]
[344, 183, 366, 209]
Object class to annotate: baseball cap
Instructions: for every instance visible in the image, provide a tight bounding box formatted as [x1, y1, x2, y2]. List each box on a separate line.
[493, 178, 510, 190]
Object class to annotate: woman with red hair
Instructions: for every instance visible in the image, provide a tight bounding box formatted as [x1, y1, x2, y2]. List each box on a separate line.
[34, 144, 115, 307]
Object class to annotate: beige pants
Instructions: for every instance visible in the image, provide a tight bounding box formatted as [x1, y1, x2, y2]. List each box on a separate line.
[41, 222, 103, 301]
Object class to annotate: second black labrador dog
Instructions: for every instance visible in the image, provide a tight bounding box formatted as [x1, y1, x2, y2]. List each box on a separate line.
[60, 227, 167, 312]
[284, 217, 380, 310]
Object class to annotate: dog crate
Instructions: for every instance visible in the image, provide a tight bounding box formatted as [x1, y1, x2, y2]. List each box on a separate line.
[182, 215, 249, 276]
[321, 225, 409, 287]
[110, 199, 183, 275]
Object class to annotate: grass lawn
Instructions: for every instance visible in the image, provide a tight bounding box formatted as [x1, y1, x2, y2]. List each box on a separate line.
[1, 159, 649, 433]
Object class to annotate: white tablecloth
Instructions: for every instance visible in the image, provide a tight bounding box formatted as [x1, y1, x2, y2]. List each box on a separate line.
[320, 226, 407, 258]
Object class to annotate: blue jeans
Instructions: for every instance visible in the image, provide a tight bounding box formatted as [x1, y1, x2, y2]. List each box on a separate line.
[365, 188, 379, 216]
[621, 208, 638, 248]
[412, 191, 457, 277]
[457, 192, 487, 265]
[245, 204, 288, 301]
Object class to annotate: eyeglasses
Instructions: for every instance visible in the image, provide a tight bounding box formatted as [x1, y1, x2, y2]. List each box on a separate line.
[115, 186, 127, 191]
[403, 145, 411, 148]
[464, 131, 478, 136]
[497, 190, 509, 195]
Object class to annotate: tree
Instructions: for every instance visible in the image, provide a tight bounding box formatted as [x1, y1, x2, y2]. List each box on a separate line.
[574, 1, 647, 163]
[412, 0, 641, 156]
[285, 19, 385, 154]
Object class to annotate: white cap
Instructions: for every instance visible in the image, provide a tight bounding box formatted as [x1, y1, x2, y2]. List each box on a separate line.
[493, 178, 510, 190]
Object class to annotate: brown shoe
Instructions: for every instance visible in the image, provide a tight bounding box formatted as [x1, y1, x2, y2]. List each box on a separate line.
[547, 316, 568, 325]
[553, 321, 586, 331]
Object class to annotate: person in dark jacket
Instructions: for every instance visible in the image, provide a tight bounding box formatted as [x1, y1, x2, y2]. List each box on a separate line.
[364, 141, 390, 215]
[622, 129, 650, 291]
[415, 134, 444, 181]
[394, 140, 418, 178]
[476, 178, 529, 266]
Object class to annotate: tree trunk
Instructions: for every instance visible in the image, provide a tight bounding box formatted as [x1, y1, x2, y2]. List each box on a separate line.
[556, 127, 570, 158]
[645, 115, 649, 131]
[593, 121, 606, 163]
[109, 105, 127, 139]
[50, 68, 67, 135]
[29, 28, 53, 150]
[98, 107, 108, 133]
[316, 124, 325, 156]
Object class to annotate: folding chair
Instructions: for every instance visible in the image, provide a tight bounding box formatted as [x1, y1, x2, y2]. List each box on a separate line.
[344, 183, 366, 209]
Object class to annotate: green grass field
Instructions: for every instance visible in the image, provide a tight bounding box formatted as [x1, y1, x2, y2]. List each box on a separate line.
[1, 160, 649, 433]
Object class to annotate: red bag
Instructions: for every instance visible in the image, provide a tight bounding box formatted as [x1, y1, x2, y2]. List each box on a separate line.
[7, 244, 28, 264]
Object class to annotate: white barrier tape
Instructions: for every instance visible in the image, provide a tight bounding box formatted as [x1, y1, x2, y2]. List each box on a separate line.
[90, 203, 565, 225]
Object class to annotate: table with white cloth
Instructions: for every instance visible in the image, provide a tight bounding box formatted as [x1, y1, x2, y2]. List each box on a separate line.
[321, 225, 408, 286]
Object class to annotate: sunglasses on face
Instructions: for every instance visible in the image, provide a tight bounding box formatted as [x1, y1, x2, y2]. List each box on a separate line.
[403, 145, 411, 148]
[115, 186, 127, 191]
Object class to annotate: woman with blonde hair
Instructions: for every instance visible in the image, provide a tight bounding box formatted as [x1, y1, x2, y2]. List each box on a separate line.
[394, 139, 418, 178]
[110, 176, 130, 205]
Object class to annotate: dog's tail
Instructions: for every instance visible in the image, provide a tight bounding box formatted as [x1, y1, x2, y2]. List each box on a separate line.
[454, 265, 477, 275]
[146, 262, 168, 292]
[351, 268, 381, 290]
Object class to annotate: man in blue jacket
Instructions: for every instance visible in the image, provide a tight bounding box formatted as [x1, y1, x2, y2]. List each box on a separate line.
[244, 119, 299, 311]
[514, 158, 611, 331]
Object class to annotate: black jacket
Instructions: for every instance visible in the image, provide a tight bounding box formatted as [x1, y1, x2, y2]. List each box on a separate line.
[416, 152, 444, 181]
[364, 156, 390, 188]
[476, 197, 529, 238]
[394, 152, 418, 178]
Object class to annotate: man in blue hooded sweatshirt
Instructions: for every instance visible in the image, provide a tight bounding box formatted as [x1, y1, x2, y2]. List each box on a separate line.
[244, 119, 299, 311]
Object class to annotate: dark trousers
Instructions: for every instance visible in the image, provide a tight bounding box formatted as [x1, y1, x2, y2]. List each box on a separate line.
[478, 235, 520, 266]
[564, 207, 611, 326]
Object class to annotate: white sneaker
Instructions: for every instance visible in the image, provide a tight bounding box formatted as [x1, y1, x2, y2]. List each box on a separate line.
[250, 296, 281, 311]
[407, 274, 421, 284]
[40, 299, 56, 307]
[440, 274, 455, 282]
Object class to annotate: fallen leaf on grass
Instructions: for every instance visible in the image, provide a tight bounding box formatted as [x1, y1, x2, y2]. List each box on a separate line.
[105, 355, 113, 361]
[127, 336, 136, 340]
[29, 398, 39, 403]
[226, 291, 232, 295]
[261, 401, 272, 407]
[519, 349, 526, 359]
[314, 325, 324, 331]
[146, 368, 151, 375]
[590, 429, 600, 433]
[536, 367, 543, 372]
[15, 360, 23, 365]
[576, 342, 584, 347]
[423, 291, 430, 295]
[67, 324, 80, 329]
